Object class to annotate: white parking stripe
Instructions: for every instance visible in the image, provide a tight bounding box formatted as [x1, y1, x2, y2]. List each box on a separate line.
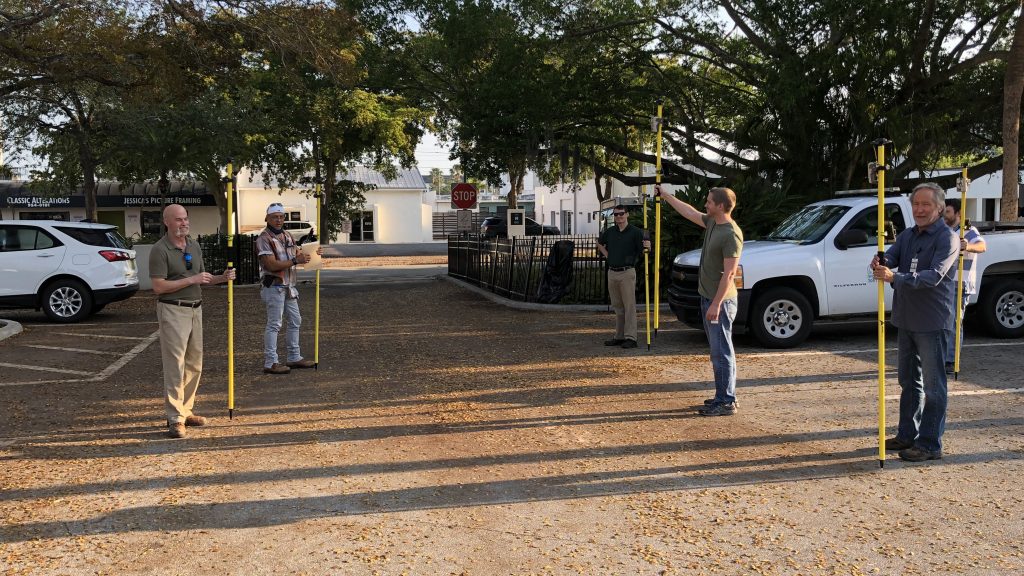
[92, 331, 159, 380]
[886, 387, 1024, 400]
[0, 363, 92, 376]
[22, 345, 119, 356]
[0, 330, 159, 387]
[744, 340, 1024, 358]
[53, 332, 149, 341]
[0, 379, 86, 388]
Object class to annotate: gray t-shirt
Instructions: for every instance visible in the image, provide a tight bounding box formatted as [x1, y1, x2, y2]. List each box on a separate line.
[698, 215, 743, 300]
[149, 235, 204, 302]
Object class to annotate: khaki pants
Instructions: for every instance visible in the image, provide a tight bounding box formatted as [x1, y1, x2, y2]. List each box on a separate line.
[608, 268, 637, 341]
[157, 303, 203, 424]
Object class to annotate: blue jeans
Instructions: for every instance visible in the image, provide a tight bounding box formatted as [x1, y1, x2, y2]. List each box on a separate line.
[895, 328, 948, 453]
[262, 286, 302, 368]
[701, 297, 737, 404]
[943, 284, 969, 362]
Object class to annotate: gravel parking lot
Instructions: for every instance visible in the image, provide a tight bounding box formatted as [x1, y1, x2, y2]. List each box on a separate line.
[1, 274, 1022, 575]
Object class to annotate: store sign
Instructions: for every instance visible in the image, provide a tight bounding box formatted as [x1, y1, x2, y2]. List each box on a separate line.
[97, 195, 217, 207]
[1, 195, 82, 208]
[1, 194, 216, 208]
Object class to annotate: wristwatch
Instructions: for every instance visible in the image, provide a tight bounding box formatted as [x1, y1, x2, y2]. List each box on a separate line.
[291, 256, 298, 267]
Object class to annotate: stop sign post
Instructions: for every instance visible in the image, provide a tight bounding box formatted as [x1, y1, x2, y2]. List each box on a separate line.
[451, 182, 478, 210]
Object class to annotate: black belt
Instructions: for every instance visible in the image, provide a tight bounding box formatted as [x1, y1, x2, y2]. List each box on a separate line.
[609, 266, 633, 272]
[160, 299, 202, 308]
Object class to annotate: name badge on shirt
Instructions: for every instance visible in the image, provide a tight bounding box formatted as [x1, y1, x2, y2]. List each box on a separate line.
[910, 257, 918, 274]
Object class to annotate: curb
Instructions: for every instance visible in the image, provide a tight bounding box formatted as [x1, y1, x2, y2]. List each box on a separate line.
[441, 275, 673, 314]
[0, 319, 24, 342]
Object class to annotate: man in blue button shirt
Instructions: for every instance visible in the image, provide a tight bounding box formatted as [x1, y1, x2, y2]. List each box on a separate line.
[871, 183, 958, 462]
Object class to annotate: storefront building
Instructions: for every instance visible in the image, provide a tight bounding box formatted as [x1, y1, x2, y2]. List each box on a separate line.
[0, 180, 220, 238]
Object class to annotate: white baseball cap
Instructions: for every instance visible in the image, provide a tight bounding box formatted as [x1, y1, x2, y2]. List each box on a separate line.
[266, 202, 286, 215]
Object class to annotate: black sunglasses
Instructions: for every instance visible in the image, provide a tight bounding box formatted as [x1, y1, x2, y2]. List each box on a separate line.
[613, 212, 626, 216]
[184, 252, 193, 270]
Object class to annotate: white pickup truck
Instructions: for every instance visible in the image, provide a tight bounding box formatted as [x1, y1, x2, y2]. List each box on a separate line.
[667, 192, 1024, 348]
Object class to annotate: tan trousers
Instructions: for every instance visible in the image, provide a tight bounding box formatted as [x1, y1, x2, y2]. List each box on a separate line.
[608, 268, 637, 341]
[157, 303, 203, 424]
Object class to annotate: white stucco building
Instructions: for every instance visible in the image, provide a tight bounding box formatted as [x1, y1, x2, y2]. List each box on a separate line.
[235, 166, 432, 243]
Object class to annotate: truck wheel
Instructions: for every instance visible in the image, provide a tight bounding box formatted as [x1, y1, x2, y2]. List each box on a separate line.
[41, 279, 93, 323]
[979, 279, 1024, 338]
[750, 287, 813, 348]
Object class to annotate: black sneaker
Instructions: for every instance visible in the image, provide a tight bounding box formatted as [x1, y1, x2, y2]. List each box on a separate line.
[620, 339, 638, 349]
[898, 446, 942, 462]
[945, 362, 954, 375]
[704, 398, 739, 408]
[884, 437, 914, 451]
[604, 338, 626, 346]
[698, 402, 736, 416]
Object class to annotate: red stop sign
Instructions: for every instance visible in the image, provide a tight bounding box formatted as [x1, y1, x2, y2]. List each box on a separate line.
[451, 182, 478, 209]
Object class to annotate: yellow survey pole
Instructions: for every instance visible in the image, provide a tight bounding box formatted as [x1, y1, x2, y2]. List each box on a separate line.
[314, 179, 322, 370]
[954, 165, 969, 379]
[872, 139, 889, 468]
[654, 103, 664, 337]
[226, 160, 236, 419]
[640, 160, 652, 350]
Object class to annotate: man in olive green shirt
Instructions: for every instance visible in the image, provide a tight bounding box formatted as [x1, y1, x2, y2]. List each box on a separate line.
[656, 185, 743, 416]
[597, 205, 650, 349]
[150, 204, 234, 439]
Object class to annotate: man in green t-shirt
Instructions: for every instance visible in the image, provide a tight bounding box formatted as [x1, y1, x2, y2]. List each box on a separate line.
[656, 185, 744, 416]
[150, 204, 235, 439]
[597, 205, 650, 349]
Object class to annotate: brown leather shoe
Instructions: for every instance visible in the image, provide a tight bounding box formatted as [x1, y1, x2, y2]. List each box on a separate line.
[185, 415, 207, 427]
[167, 422, 186, 439]
[286, 359, 316, 369]
[263, 363, 291, 374]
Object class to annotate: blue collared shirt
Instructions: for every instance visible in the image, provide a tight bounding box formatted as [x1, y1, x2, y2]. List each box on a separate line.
[882, 217, 958, 332]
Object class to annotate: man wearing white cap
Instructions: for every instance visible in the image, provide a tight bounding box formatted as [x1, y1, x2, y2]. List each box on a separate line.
[256, 202, 321, 374]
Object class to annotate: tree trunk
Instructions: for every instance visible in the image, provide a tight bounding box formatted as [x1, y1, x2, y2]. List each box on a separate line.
[1001, 1, 1024, 222]
[506, 158, 525, 209]
[76, 138, 98, 222]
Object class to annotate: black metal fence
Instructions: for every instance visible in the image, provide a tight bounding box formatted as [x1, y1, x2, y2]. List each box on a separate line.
[448, 234, 652, 305]
[196, 233, 261, 284]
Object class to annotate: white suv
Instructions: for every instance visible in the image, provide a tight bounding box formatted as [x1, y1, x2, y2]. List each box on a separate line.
[282, 221, 315, 243]
[0, 220, 139, 322]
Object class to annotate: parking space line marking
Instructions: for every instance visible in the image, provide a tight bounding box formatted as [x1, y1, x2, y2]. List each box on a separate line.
[744, 340, 1024, 359]
[0, 379, 86, 388]
[0, 330, 159, 387]
[887, 387, 1024, 400]
[0, 363, 92, 376]
[22, 345, 119, 356]
[53, 332, 149, 341]
[26, 321, 158, 327]
[92, 330, 159, 381]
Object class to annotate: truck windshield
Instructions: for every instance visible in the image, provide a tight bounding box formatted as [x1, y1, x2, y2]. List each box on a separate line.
[765, 205, 849, 243]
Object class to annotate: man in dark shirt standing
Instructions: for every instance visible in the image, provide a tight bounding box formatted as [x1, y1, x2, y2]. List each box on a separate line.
[871, 183, 958, 462]
[150, 204, 235, 439]
[597, 205, 650, 349]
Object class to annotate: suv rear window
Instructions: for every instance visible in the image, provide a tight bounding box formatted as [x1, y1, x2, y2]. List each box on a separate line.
[1, 225, 61, 251]
[55, 226, 129, 249]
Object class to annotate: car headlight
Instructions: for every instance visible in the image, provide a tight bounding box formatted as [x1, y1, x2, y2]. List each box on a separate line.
[734, 265, 744, 290]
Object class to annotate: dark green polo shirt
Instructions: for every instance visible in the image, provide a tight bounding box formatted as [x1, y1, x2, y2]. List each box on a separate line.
[149, 235, 204, 302]
[598, 224, 645, 268]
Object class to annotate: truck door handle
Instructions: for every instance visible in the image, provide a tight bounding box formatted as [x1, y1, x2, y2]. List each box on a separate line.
[36, 254, 55, 258]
